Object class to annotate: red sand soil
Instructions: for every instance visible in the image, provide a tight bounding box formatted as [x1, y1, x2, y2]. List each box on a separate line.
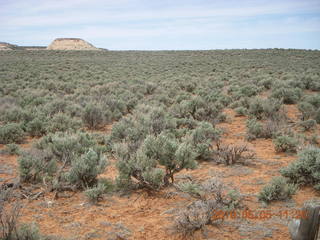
[1, 104, 319, 240]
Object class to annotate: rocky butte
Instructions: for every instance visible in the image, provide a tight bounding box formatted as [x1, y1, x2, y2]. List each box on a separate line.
[47, 38, 98, 50]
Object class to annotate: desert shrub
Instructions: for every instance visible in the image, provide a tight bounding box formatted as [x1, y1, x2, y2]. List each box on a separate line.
[273, 135, 298, 153]
[46, 113, 81, 133]
[115, 133, 197, 190]
[248, 97, 264, 119]
[84, 178, 113, 203]
[174, 199, 218, 237]
[260, 77, 273, 89]
[36, 132, 96, 163]
[20, 132, 107, 191]
[173, 178, 242, 236]
[261, 99, 283, 120]
[299, 119, 317, 131]
[186, 122, 221, 160]
[301, 74, 320, 90]
[307, 134, 319, 146]
[304, 94, 320, 108]
[315, 109, 320, 124]
[175, 118, 198, 129]
[67, 149, 107, 189]
[248, 98, 282, 120]
[18, 149, 57, 183]
[143, 134, 197, 184]
[110, 105, 176, 152]
[271, 87, 302, 104]
[170, 96, 221, 123]
[3, 144, 20, 155]
[115, 142, 164, 190]
[26, 117, 47, 137]
[0, 123, 25, 144]
[44, 99, 68, 116]
[298, 102, 315, 120]
[246, 118, 263, 140]
[1, 107, 29, 124]
[214, 143, 255, 165]
[246, 118, 282, 140]
[82, 103, 104, 129]
[13, 223, 42, 240]
[0, 202, 53, 240]
[0, 203, 21, 240]
[176, 181, 203, 198]
[298, 95, 320, 123]
[234, 107, 247, 116]
[258, 176, 297, 203]
[262, 119, 282, 138]
[238, 84, 259, 97]
[230, 97, 250, 109]
[280, 146, 320, 190]
[85, 186, 103, 204]
[224, 190, 242, 211]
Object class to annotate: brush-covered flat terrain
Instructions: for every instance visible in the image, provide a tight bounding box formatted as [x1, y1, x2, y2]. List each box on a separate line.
[0, 49, 320, 240]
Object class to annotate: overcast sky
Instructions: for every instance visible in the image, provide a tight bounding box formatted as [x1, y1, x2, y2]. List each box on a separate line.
[1, 0, 320, 50]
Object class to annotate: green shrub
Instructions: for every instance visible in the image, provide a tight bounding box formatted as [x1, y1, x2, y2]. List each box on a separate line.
[298, 102, 315, 120]
[26, 117, 47, 137]
[239, 84, 259, 97]
[36, 132, 96, 163]
[248, 98, 264, 119]
[82, 104, 104, 129]
[67, 149, 107, 189]
[258, 176, 297, 203]
[234, 107, 247, 116]
[1, 107, 29, 123]
[304, 94, 320, 108]
[44, 99, 68, 116]
[299, 119, 317, 131]
[171, 96, 220, 123]
[18, 149, 57, 183]
[260, 78, 273, 89]
[4, 143, 20, 155]
[315, 109, 320, 124]
[246, 118, 263, 140]
[187, 122, 221, 159]
[273, 135, 298, 153]
[14, 223, 42, 240]
[248, 98, 282, 120]
[84, 178, 113, 203]
[0, 123, 25, 144]
[46, 113, 81, 133]
[271, 87, 302, 104]
[280, 146, 320, 190]
[176, 181, 203, 198]
[115, 133, 197, 190]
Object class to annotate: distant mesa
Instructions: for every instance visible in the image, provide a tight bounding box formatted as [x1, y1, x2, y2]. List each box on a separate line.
[0, 42, 46, 50]
[0, 39, 102, 51]
[47, 38, 98, 50]
[0, 42, 17, 50]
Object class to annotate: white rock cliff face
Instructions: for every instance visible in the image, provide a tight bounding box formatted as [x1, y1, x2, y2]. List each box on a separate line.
[0, 42, 14, 50]
[47, 38, 98, 50]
